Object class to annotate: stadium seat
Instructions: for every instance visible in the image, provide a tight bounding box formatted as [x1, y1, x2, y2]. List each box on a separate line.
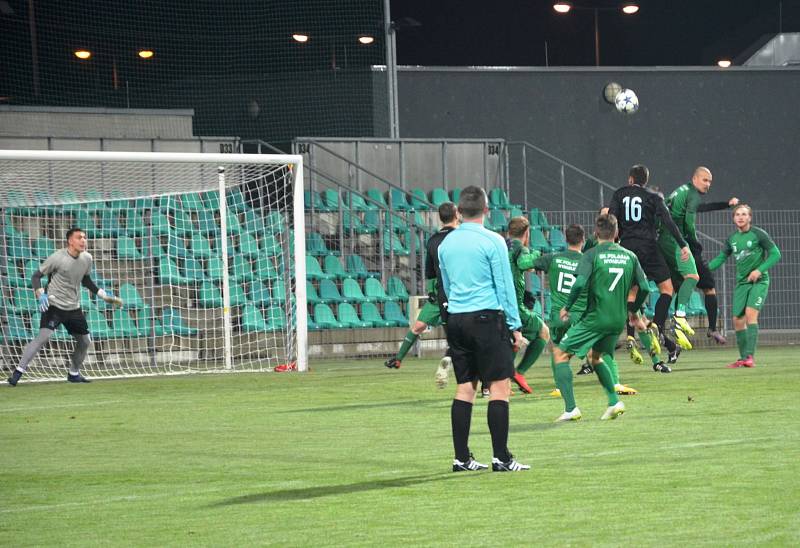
[33, 237, 56, 259]
[74, 210, 99, 238]
[271, 279, 287, 305]
[188, 233, 214, 259]
[362, 210, 382, 233]
[306, 232, 337, 256]
[528, 227, 550, 253]
[165, 233, 190, 258]
[4, 261, 23, 288]
[230, 255, 255, 283]
[343, 211, 372, 234]
[450, 188, 461, 203]
[265, 305, 286, 331]
[201, 190, 220, 211]
[226, 188, 248, 213]
[265, 212, 286, 233]
[158, 257, 191, 285]
[224, 210, 242, 235]
[241, 303, 269, 332]
[509, 206, 525, 219]
[313, 303, 343, 329]
[489, 188, 519, 210]
[181, 192, 206, 212]
[337, 302, 373, 328]
[306, 255, 334, 280]
[33, 190, 55, 214]
[10, 287, 36, 314]
[484, 209, 507, 232]
[86, 309, 113, 339]
[360, 302, 395, 327]
[412, 211, 434, 233]
[384, 301, 409, 327]
[383, 232, 409, 256]
[198, 281, 223, 308]
[260, 233, 281, 257]
[342, 278, 369, 303]
[117, 236, 142, 259]
[430, 188, 450, 207]
[549, 227, 567, 251]
[529, 208, 552, 231]
[239, 233, 260, 259]
[243, 210, 267, 236]
[248, 281, 271, 306]
[385, 212, 408, 233]
[530, 273, 543, 296]
[112, 308, 141, 338]
[184, 258, 207, 282]
[346, 255, 380, 279]
[97, 209, 123, 238]
[162, 307, 197, 336]
[119, 283, 145, 309]
[343, 191, 373, 211]
[321, 189, 341, 211]
[5, 314, 32, 341]
[324, 255, 351, 280]
[206, 257, 224, 282]
[254, 256, 280, 281]
[304, 190, 329, 212]
[122, 210, 146, 237]
[365, 277, 392, 302]
[366, 188, 389, 209]
[306, 281, 323, 305]
[410, 188, 431, 210]
[6, 235, 33, 260]
[388, 188, 412, 211]
[194, 209, 217, 236]
[149, 209, 172, 236]
[135, 305, 164, 337]
[79, 288, 101, 311]
[387, 276, 409, 301]
[319, 279, 345, 303]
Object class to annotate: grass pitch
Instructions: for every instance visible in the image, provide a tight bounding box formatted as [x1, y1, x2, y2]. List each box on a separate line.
[2, 346, 799, 546]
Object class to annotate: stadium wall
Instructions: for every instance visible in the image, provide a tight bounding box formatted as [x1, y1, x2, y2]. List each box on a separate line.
[396, 67, 800, 211]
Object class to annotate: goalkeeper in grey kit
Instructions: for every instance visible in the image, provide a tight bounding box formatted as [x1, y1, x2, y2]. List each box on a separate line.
[7, 228, 123, 386]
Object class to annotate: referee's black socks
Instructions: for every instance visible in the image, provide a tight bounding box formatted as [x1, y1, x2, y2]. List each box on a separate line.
[705, 294, 719, 331]
[451, 399, 473, 462]
[487, 400, 510, 462]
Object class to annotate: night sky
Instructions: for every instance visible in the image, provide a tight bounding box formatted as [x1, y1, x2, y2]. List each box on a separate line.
[392, 0, 800, 67]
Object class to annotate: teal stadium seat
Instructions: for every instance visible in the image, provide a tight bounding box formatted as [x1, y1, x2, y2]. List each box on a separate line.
[74, 210, 99, 238]
[183, 258, 207, 282]
[343, 211, 370, 234]
[366, 188, 389, 209]
[254, 256, 280, 281]
[180, 192, 206, 212]
[343, 191, 373, 211]
[387, 276, 409, 301]
[5, 314, 33, 341]
[112, 308, 141, 338]
[265, 305, 286, 331]
[306, 281, 323, 305]
[388, 188, 412, 211]
[385, 213, 408, 233]
[86, 309, 113, 339]
[365, 278, 393, 302]
[117, 236, 142, 259]
[484, 209, 507, 232]
[230, 255, 255, 283]
[248, 281, 272, 306]
[361, 302, 395, 327]
[198, 281, 223, 308]
[321, 189, 340, 211]
[382, 232, 409, 256]
[346, 255, 379, 279]
[342, 278, 369, 303]
[549, 227, 567, 251]
[189, 233, 214, 259]
[119, 283, 145, 309]
[431, 188, 450, 207]
[384, 301, 409, 327]
[313, 303, 343, 329]
[337, 302, 373, 328]
[319, 279, 345, 303]
[410, 188, 431, 210]
[324, 255, 350, 279]
[306, 255, 334, 280]
[529, 227, 550, 253]
[226, 188, 248, 213]
[241, 304, 269, 332]
[450, 188, 461, 204]
[304, 190, 328, 211]
[162, 308, 197, 336]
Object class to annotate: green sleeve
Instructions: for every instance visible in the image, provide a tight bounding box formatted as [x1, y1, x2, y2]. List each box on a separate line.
[708, 239, 733, 271]
[516, 247, 541, 272]
[565, 249, 594, 310]
[684, 191, 701, 246]
[425, 278, 437, 295]
[631, 258, 650, 311]
[754, 227, 781, 273]
[533, 253, 551, 272]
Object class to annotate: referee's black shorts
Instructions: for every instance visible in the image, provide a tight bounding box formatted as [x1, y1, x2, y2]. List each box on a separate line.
[620, 237, 671, 285]
[446, 309, 515, 385]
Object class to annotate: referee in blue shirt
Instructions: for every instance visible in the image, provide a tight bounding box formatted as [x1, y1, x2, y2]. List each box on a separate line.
[438, 186, 530, 472]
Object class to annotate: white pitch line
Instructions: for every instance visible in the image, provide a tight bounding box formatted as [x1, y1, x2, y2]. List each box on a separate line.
[0, 400, 123, 413]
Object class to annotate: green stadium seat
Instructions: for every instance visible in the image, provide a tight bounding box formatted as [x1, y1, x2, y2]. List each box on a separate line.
[362, 210, 382, 233]
[80, 287, 102, 311]
[97, 209, 122, 237]
[430, 188, 450, 207]
[56, 190, 81, 212]
[116, 236, 142, 259]
[158, 257, 191, 285]
[180, 192, 206, 212]
[265, 212, 286, 233]
[323, 255, 350, 280]
[74, 210, 99, 238]
[5, 314, 32, 340]
[184, 258, 207, 282]
[489, 188, 519, 210]
[365, 277, 392, 302]
[383, 232, 409, 256]
[410, 188, 431, 210]
[230, 282, 249, 307]
[34, 237, 56, 259]
[195, 209, 217, 236]
[247, 281, 270, 306]
[529, 227, 550, 253]
[223, 210, 242, 235]
[387, 276, 409, 301]
[337, 302, 373, 328]
[313, 303, 343, 329]
[360, 302, 395, 327]
[319, 279, 345, 303]
[384, 301, 409, 327]
[226, 188, 248, 213]
[135, 305, 164, 337]
[201, 190, 220, 210]
[529, 208, 552, 231]
[239, 233, 260, 259]
[6, 236, 33, 260]
[366, 188, 389, 209]
[265, 305, 286, 331]
[119, 283, 145, 309]
[549, 227, 567, 251]
[149, 210, 172, 236]
[86, 309, 113, 339]
[450, 188, 461, 204]
[321, 189, 340, 211]
[306, 255, 334, 280]
[530, 273, 542, 296]
[484, 209, 507, 232]
[4, 261, 23, 288]
[343, 211, 369, 234]
[242, 209, 267, 235]
[230, 255, 255, 283]
[304, 190, 329, 211]
[509, 207, 524, 219]
[261, 233, 281, 257]
[188, 233, 213, 259]
[346, 255, 379, 279]
[107, 195, 129, 211]
[21, 259, 41, 287]
[162, 307, 197, 336]
[241, 304, 269, 332]
[388, 188, 412, 211]
[385, 212, 408, 233]
[206, 257, 224, 282]
[306, 281, 323, 305]
[123, 210, 146, 237]
[343, 191, 374, 211]
[254, 256, 280, 281]
[165, 233, 190, 258]
[342, 278, 369, 303]
[198, 281, 223, 308]
[271, 279, 287, 305]
[33, 191, 55, 214]
[112, 308, 141, 338]
[306, 232, 337, 256]
[134, 196, 155, 210]
[412, 211, 434, 233]
[11, 287, 36, 314]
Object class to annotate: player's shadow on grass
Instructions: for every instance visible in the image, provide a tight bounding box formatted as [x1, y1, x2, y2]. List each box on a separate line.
[279, 399, 443, 414]
[210, 473, 459, 506]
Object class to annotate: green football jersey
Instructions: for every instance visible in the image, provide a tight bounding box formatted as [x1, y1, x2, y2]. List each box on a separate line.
[508, 238, 541, 321]
[566, 241, 649, 331]
[665, 183, 702, 243]
[709, 226, 781, 284]
[534, 249, 586, 326]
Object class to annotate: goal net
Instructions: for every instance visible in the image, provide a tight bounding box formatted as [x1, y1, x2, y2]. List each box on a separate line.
[0, 150, 307, 380]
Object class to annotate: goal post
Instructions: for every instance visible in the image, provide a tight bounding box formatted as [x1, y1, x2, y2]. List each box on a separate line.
[0, 150, 307, 379]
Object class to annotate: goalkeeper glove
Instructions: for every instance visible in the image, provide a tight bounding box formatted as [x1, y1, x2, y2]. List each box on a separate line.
[37, 291, 49, 312]
[98, 289, 124, 307]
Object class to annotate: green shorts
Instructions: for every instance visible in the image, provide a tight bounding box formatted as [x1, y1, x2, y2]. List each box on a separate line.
[548, 311, 581, 346]
[732, 279, 769, 317]
[415, 300, 443, 327]
[558, 321, 620, 359]
[658, 233, 698, 278]
[520, 312, 544, 340]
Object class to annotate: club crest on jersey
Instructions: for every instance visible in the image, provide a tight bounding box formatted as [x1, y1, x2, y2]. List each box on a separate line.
[747, 240, 753, 247]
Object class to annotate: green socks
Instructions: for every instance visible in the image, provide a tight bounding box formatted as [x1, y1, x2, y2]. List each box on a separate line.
[554, 362, 576, 412]
[517, 337, 546, 374]
[746, 324, 759, 357]
[602, 353, 620, 386]
[638, 330, 660, 365]
[675, 278, 699, 315]
[736, 329, 747, 359]
[595, 359, 620, 406]
[396, 331, 419, 361]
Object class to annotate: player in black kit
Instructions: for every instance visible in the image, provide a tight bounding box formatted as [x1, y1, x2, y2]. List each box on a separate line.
[607, 165, 692, 367]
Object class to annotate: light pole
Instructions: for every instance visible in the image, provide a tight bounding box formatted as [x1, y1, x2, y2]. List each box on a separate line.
[553, 2, 639, 66]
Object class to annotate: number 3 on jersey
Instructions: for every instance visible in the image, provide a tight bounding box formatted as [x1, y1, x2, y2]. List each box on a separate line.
[622, 196, 642, 222]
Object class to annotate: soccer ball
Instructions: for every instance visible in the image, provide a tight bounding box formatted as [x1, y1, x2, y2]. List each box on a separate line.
[614, 88, 639, 114]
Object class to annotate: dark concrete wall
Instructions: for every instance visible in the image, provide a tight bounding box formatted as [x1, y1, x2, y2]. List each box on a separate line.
[397, 67, 800, 211]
